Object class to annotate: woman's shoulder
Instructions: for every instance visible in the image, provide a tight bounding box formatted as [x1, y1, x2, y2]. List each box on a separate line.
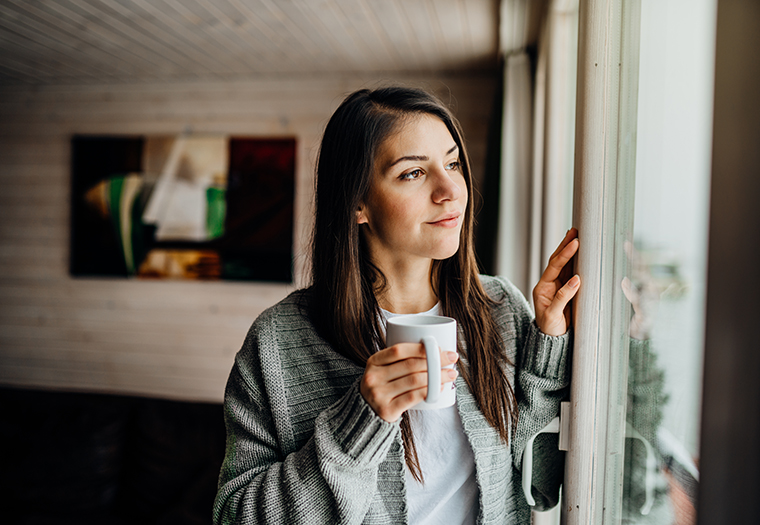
[253, 287, 312, 327]
[235, 288, 357, 392]
[248, 287, 320, 340]
[238, 288, 321, 358]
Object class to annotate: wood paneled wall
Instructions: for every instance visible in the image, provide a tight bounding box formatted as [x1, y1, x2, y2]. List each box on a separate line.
[0, 73, 498, 402]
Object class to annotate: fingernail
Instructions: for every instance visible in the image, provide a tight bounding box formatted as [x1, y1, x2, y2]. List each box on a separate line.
[569, 275, 580, 287]
[447, 351, 459, 362]
[447, 369, 458, 380]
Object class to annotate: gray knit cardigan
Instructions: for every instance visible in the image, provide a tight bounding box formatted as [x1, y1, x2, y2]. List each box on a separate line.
[213, 275, 571, 524]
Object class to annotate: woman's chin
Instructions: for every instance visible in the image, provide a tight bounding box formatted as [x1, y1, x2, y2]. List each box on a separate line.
[431, 243, 461, 261]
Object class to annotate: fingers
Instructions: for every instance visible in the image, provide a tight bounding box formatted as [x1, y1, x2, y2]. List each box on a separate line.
[387, 366, 458, 394]
[540, 236, 579, 284]
[370, 343, 458, 368]
[373, 347, 458, 385]
[368, 342, 425, 366]
[367, 344, 458, 391]
[534, 229, 581, 336]
[362, 365, 458, 422]
[621, 276, 639, 307]
[376, 369, 458, 421]
[362, 344, 459, 422]
[541, 275, 581, 334]
[548, 228, 579, 260]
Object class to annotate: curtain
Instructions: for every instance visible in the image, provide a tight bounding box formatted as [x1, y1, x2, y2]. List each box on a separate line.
[495, 51, 535, 297]
[494, 0, 578, 302]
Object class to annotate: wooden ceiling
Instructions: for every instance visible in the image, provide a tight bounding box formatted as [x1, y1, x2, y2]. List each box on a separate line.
[0, 0, 501, 85]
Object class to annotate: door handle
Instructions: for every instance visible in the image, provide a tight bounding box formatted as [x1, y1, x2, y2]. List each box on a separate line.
[521, 402, 656, 515]
[522, 401, 570, 506]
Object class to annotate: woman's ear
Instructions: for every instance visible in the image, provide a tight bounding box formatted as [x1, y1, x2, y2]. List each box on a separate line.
[356, 204, 368, 225]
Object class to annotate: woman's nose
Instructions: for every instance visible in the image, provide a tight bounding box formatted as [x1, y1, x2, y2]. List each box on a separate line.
[431, 168, 463, 203]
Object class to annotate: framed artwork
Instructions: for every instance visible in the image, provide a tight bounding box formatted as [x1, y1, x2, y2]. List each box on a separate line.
[70, 135, 296, 282]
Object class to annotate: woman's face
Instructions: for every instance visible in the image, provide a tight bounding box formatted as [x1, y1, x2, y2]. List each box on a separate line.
[357, 114, 468, 270]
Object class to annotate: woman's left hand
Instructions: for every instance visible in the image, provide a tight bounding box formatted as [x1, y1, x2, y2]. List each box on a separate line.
[533, 228, 581, 336]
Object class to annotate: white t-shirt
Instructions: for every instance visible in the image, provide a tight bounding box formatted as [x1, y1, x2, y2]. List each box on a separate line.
[381, 305, 479, 525]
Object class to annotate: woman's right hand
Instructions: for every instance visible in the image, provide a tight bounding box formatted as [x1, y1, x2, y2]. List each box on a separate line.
[360, 344, 459, 423]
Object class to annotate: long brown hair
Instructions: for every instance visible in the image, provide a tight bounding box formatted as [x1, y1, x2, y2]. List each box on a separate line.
[310, 86, 517, 482]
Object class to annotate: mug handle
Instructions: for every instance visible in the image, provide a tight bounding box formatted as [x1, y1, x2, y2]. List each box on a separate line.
[421, 336, 440, 404]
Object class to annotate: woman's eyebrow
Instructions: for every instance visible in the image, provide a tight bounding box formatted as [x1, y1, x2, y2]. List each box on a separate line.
[385, 145, 459, 170]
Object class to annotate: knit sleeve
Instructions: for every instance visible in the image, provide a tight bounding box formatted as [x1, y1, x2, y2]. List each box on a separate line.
[623, 337, 672, 520]
[513, 321, 571, 510]
[212, 315, 400, 525]
[487, 276, 572, 510]
[626, 338, 667, 444]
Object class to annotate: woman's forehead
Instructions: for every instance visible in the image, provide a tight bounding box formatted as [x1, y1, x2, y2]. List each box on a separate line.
[375, 114, 457, 167]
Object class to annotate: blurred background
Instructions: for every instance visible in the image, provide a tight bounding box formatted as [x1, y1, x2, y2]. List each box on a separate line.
[0, 0, 508, 402]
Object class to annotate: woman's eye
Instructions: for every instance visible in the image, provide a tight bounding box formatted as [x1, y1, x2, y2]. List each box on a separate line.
[400, 169, 423, 180]
[446, 160, 461, 171]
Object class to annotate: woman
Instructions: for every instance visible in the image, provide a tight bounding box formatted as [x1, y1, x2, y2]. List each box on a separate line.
[213, 86, 580, 524]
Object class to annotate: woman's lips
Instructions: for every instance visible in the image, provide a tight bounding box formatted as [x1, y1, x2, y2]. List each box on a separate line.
[428, 213, 461, 228]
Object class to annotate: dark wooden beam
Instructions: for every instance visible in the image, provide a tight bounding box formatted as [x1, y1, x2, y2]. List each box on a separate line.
[698, 1, 760, 523]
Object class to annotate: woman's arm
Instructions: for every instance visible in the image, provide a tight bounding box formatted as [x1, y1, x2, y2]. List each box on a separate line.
[484, 275, 572, 509]
[213, 323, 400, 525]
[513, 319, 572, 510]
[511, 229, 578, 509]
[489, 230, 579, 510]
[623, 337, 673, 520]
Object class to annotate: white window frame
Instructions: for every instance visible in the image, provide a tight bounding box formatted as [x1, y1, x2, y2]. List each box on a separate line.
[562, 0, 642, 522]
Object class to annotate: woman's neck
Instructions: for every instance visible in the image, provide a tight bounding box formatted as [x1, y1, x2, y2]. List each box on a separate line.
[375, 261, 438, 314]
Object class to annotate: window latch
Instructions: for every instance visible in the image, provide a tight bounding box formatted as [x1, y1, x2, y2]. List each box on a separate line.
[521, 401, 570, 506]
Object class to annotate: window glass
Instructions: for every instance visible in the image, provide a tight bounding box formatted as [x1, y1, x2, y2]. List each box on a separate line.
[618, 0, 715, 522]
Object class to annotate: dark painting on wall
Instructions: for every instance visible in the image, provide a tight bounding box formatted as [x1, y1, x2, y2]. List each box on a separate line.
[70, 135, 296, 282]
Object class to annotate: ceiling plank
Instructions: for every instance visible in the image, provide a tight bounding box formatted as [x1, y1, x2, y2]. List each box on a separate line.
[69, 0, 211, 75]
[0, 17, 101, 82]
[1, 1, 149, 79]
[31, 0, 176, 77]
[170, 0, 270, 73]
[363, 0, 419, 70]
[333, 0, 397, 69]
[463, 0, 499, 64]
[299, 0, 374, 71]
[395, 0, 442, 68]
[0, 0, 500, 85]
[101, 0, 237, 76]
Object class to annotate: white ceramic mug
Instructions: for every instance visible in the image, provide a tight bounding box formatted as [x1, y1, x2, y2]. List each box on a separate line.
[386, 315, 457, 410]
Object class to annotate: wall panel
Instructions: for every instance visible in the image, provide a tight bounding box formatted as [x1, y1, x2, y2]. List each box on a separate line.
[0, 73, 497, 402]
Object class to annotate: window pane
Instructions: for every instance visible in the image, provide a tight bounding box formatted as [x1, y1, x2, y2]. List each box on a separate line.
[619, 0, 715, 522]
